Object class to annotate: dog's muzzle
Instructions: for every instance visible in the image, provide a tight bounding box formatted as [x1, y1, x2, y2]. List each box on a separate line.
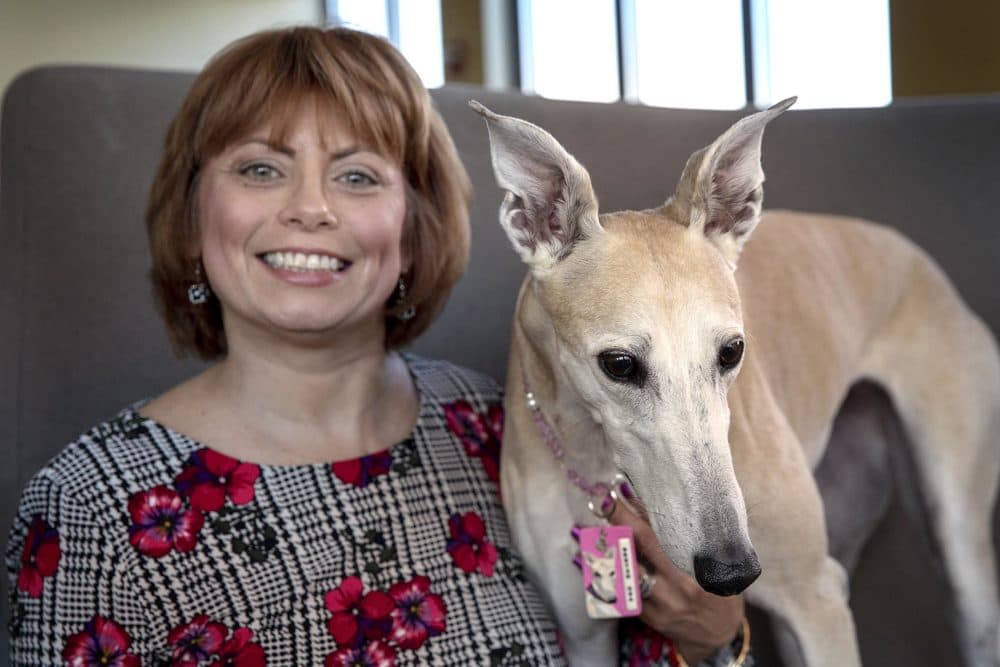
[693, 547, 762, 596]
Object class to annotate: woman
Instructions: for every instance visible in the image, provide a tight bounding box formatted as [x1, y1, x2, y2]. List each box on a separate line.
[6, 25, 746, 665]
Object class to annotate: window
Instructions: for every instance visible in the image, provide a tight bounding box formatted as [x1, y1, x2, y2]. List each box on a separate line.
[518, 0, 620, 103]
[751, 0, 892, 108]
[328, 0, 893, 109]
[519, 0, 892, 108]
[626, 0, 747, 109]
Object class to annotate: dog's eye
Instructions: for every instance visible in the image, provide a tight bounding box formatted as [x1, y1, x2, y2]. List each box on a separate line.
[718, 338, 745, 369]
[598, 351, 641, 383]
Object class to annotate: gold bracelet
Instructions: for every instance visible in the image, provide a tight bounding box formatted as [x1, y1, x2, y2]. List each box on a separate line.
[673, 616, 750, 667]
[730, 616, 751, 667]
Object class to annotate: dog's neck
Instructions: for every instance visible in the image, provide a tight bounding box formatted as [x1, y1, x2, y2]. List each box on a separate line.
[510, 279, 619, 501]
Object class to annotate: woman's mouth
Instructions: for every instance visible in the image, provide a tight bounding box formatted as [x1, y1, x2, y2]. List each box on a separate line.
[260, 251, 350, 273]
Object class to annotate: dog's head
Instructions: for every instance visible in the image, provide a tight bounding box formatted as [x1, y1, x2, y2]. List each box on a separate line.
[583, 551, 618, 602]
[473, 99, 794, 596]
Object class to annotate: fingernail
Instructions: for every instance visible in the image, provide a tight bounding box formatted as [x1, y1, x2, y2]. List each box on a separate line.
[620, 481, 635, 500]
[601, 493, 615, 514]
[570, 525, 581, 541]
[572, 554, 582, 569]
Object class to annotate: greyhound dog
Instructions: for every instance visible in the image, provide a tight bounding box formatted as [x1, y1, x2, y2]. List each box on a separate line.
[471, 99, 1000, 666]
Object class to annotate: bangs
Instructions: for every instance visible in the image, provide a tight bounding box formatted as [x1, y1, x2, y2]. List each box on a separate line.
[190, 27, 411, 167]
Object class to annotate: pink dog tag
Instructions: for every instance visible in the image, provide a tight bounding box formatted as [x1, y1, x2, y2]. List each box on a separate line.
[578, 525, 642, 618]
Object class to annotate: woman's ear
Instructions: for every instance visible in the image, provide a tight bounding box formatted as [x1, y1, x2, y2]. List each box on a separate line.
[397, 233, 414, 279]
[400, 239, 414, 276]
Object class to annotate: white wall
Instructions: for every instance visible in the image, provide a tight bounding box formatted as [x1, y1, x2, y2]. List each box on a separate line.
[0, 0, 324, 99]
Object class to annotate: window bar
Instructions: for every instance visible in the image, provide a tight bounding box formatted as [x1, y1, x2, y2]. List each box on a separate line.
[516, 0, 535, 94]
[482, 0, 521, 89]
[386, 0, 401, 46]
[748, 0, 771, 106]
[741, 0, 756, 107]
[617, 0, 639, 103]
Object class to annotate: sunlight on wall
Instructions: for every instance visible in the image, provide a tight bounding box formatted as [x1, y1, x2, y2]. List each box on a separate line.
[0, 0, 321, 100]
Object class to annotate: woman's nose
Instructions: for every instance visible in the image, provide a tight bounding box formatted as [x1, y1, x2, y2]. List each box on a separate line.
[280, 178, 337, 230]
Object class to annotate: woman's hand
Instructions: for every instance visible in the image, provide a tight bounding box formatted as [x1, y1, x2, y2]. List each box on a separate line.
[609, 496, 744, 664]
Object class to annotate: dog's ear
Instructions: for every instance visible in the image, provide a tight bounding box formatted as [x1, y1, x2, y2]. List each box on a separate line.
[666, 97, 795, 267]
[470, 101, 601, 272]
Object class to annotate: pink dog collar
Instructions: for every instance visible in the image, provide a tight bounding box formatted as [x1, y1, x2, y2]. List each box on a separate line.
[520, 362, 625, 519]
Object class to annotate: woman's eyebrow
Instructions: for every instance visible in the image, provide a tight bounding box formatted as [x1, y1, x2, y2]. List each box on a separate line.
[234, 140, 373, 161]
[330, 145, 374, 160]
[238, 138, 294, 156]
[330, 145, 367, 160]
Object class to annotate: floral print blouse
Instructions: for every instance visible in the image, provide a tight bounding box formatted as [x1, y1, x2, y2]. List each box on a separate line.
[6, 357, 563, 666]
[6, 355, 747, 667]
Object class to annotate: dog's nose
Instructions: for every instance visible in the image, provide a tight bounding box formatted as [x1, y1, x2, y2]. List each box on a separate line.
[693, 547, 761, 596]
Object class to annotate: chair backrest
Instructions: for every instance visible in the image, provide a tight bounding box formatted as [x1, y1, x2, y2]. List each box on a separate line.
[3, 65, 999, 664]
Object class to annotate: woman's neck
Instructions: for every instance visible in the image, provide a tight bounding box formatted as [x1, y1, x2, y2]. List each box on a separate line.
[146, 324, 419, 466]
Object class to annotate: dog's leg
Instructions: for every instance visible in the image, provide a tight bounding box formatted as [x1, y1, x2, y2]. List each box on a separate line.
[523, 531, 619, 667]
[862, 256, 1000, 666]
[744, 475, 861, 667]
[502, 362, 619, 667]
[503, 459, 619, 666]
[814, 380, 898, 575]
[731, 365, 863, 667]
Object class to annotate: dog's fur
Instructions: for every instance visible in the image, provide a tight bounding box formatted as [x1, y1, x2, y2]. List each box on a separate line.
[472, 100, 1000, 666]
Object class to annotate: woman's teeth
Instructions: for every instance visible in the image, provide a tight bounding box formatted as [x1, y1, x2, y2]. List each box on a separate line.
[262, 251, 346, 272]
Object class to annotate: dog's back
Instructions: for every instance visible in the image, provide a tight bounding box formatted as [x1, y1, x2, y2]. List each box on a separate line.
[738, 212, 936, 458]
[737, 209, 1000, 664]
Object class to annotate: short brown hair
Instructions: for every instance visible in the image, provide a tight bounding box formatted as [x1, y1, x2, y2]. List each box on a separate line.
[147, 25, 471, 359]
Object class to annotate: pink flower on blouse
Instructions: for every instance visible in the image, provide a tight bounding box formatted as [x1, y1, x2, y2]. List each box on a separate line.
[446, 512, 498, 577]
[620, 618, 687, 667]
[174, 448, 261, 512]
[208, 627, 267, 666]
[324, 640, 396, 667]
[388, 575, 446, 650]
[331, 451, 394, 488]
[167, 614, 228, 665]
[442, 400, 502, 483]
[127, 485, 204, 558]
[325, 576, 396, 647]
[17, 514, 60, 598]
[62, 615, 140, 667]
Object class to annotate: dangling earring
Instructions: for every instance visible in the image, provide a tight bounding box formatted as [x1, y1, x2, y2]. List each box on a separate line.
[396, 277, 416, 321]
[188, 263, 211, 305]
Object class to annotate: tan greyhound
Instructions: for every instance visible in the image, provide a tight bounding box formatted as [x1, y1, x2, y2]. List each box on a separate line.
[471, 99, 1000, 666]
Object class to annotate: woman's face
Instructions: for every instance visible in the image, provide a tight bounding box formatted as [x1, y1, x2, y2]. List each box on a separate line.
[196, 107, 408, 348]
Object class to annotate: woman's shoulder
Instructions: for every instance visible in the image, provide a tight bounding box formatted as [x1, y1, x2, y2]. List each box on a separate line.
[404, 353, 505, 405]
[21, 406, 194, 508]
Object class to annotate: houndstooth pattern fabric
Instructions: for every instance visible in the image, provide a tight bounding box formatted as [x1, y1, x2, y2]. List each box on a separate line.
[6, 356, 566, 666]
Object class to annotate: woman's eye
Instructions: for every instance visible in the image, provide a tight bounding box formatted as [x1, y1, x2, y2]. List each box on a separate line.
[598, 350, 643, 384]
[338, 170, 378, 187]
[718, 338, 745, 370]
[239, 163, 280, 180]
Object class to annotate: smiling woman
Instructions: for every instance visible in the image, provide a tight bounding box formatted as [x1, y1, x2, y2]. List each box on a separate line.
[146, 26, 470, 358]
[195, 111, 409, 342]
[6, 24, 745, 667]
